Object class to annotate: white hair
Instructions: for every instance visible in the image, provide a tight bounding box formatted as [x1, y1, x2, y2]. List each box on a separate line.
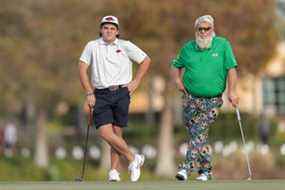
[194, 15, 214, 28]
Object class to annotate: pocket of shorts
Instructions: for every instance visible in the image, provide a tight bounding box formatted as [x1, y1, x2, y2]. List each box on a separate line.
[124, 87, 131, 99]
[93, 94, 103, 113]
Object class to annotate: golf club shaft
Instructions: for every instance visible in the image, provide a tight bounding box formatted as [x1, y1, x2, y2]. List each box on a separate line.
[235, 108, 252, 179]
[79, 108, 93, 180]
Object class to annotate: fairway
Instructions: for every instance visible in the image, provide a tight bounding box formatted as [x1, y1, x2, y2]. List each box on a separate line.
[0, 180, 284, 190]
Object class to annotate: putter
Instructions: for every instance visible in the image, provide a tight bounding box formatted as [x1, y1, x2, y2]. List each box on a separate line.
[235, 107, 253, 180]
[75, 107, 93, 182]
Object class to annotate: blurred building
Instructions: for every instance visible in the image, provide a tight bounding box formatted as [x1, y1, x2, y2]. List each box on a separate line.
[129, 76, 165, 113]
[229, 42, 285, 117]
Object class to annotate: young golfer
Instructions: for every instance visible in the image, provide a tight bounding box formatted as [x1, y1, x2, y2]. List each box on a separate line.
[79, 15, 151, 182]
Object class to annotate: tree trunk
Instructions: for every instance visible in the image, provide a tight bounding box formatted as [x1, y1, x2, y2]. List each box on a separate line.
[155, 86, 176, 177]
[146, 76, 155, 126]
[34, 109, 49, 168]
[21, 99, 36, 146]
[24, 98, 36, 128]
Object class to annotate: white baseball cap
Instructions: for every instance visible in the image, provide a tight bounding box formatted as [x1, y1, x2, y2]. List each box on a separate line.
[100, 15, 119, 27]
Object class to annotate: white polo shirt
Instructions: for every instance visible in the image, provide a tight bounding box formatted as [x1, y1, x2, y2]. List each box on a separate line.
[80, 38, 147, 89]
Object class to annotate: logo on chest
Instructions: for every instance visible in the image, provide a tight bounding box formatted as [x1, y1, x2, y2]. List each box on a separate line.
[212, 53, 219, 57]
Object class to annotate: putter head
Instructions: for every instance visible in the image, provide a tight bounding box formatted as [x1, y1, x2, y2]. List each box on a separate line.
[75, 177, 83, 182]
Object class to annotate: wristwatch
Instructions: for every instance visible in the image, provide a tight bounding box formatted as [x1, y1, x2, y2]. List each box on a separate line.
[86, 92, 94, 96]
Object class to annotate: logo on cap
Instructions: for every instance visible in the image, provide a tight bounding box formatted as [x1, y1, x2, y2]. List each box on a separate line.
[101, 15, 119, 26]
[105, 16, 114, 21]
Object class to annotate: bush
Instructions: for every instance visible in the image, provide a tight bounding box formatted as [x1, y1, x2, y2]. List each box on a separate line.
[0, 158, 46, 181]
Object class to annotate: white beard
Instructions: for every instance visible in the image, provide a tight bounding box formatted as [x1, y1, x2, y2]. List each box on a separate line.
[195, 32, 214, 49]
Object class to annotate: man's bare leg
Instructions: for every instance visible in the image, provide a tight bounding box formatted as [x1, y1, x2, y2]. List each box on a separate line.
[111, 125, 123, 170]
[98, 124, 134, 162]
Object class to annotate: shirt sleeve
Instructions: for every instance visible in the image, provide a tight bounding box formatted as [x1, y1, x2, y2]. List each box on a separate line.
[224, 40, 237, 70]
[171, 46, 187, 68]
[125, 41, 147, 64]
[79, 42, 93, 65]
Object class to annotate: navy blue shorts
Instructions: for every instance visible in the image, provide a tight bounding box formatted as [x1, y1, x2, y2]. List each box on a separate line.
[93, 87, 130, 129]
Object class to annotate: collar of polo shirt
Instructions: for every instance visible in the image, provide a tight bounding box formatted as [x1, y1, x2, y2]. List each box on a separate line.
[99, 38, 119, 45]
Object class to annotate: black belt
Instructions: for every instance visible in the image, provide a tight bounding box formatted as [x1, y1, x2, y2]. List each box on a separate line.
[191, 94, 222, 99]
[95, 85, 125, 92]
[186, 92, 222, 99]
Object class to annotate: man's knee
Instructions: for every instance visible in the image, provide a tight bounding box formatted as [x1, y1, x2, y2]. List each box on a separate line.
[98, 124, 114, 140]
[112, 126, 123, 139]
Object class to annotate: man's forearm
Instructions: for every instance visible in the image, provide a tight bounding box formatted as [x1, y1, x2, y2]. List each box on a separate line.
[79, 62, 93, 94]
[133, 57, 151, 82]
[227, 68, 238, 94]
[172, 67, 183, 82]
[171, 66, 186, 93]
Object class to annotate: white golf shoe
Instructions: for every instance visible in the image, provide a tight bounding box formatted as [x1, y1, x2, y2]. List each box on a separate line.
[128, 154, 145, 182]
[108, 169, 121, 182]
[175, 169, 188, 181]
[196, 172, 212, 181]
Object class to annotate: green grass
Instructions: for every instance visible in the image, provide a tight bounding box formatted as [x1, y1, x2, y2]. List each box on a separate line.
[0, 180, 284, 190]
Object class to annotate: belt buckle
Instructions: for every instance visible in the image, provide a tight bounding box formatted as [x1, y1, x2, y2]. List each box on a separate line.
[108, 85, 119, 91]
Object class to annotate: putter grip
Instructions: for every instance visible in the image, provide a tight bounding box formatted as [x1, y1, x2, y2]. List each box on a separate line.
[236, 108, 241, 121]
[88, 107, 94, 126]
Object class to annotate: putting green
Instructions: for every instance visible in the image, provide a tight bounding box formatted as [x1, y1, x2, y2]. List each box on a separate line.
[0, 180, 284, 190]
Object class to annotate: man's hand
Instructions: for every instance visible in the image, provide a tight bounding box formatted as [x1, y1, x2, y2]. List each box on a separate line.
[79, 61, 96, 110]
[125, 57, 151, 95]
[227, 92, 239, 107]
[84, 94, 96, 113]
[227, 68, 239, 107]
[86, 93, 96, 107]
[172, 67, 187, 95]
[125, 79, 140, 95]
[175, 78, 187, 95]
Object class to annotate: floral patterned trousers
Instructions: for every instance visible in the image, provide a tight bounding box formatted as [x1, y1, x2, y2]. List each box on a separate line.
[179, 93, 223, 174]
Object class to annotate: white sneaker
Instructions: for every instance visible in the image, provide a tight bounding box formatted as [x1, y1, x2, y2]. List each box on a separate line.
[175, 169, 188, 181]
[196, 173, 209, 181]
[128, 154, 145, 182]
[108, 169, 121, 182]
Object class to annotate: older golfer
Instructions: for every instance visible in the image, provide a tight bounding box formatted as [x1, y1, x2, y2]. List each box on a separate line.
[172, 15, 239, 181]
[79, 15, 151, 182]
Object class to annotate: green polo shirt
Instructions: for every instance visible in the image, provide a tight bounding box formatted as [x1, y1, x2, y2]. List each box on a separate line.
[172, 36, 237, 97]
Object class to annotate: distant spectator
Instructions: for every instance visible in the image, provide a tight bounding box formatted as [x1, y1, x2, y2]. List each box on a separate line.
[4, 122, 17, 157]
[257, 112, 270, 145]
[0, 127, 4, 155]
